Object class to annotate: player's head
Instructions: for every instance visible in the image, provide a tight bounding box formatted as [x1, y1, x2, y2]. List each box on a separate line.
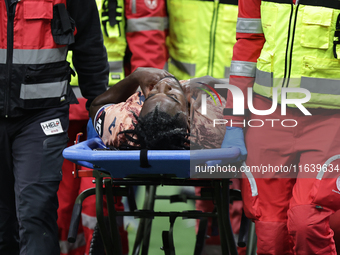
[120, 76, 190, 150]
[140, 76, 188, 124]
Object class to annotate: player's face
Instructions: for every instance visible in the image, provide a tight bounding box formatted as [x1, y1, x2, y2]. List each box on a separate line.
[140, 77, 188, 122]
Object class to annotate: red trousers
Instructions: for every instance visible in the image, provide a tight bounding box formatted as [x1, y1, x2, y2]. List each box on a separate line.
[242, 94, 340, 254]
[330, 210, 340, 254]
[57, 99, 128, 255]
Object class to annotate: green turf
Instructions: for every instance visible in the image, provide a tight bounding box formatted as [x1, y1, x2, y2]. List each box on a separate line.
[125, 186, 197, 255]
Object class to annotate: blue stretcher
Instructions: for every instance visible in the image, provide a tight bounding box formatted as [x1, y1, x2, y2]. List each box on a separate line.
[63, 137, 240, 178]
[63, 138, 245, 255]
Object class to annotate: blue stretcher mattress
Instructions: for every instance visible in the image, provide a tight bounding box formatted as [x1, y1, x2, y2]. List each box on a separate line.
[62, 138, 240, 178]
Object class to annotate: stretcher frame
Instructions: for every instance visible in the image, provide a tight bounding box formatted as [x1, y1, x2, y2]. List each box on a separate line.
[63, 137, 248, 255]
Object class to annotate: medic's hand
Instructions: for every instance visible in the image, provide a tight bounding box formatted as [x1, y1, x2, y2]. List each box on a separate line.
[132, 67, 174, 97]
[221, 126, 247, 161]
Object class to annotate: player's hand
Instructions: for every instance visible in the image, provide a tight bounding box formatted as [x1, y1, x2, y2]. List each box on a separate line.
[132, 67, 174, 97]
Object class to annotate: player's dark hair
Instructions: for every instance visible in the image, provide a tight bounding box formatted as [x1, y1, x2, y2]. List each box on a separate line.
[119, 106, 190, 150]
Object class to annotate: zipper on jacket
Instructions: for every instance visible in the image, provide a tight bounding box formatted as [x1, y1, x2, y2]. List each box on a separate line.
[282, 0, 300, 87]
[207, 0, 219, 77]
[5, 0, 17, 117]
[285, 2, 299, 87]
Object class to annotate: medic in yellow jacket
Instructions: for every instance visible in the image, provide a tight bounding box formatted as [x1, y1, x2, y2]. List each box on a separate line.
[223, 0, 340, 254]
[167, 0, 238, 80]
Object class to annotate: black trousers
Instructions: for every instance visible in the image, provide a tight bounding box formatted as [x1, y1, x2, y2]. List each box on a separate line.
[0, 105, 69, 255]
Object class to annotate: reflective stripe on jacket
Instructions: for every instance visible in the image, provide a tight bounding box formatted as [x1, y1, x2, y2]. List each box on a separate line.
[0, 0, 76, 117]
[167, 0, 238, 79]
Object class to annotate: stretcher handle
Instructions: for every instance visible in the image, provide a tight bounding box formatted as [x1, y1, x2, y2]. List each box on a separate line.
[73, 133, 95, 176]
[67, 203, 82, 243]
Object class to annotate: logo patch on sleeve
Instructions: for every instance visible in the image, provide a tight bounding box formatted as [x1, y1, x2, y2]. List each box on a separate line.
[40, 118, 64, 136]
[145, 0, 157, 9]
[95, 111, 106, 137]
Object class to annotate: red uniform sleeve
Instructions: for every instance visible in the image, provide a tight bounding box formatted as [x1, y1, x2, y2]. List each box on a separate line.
[225, 0, 265, 127]
[124, 0, 168, 73]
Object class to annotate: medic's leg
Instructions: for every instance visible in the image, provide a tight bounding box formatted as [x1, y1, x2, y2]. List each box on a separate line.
[241, 177, 295, 255]
[288, 176, 340, 255]
[0, 118, 20, 255]
[58, 118, 87, 255]
[12, 105, 69, 255]
[242, 95, 297, 255]
[287, 109, 340, 255]
[330, 210, 340, 254]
